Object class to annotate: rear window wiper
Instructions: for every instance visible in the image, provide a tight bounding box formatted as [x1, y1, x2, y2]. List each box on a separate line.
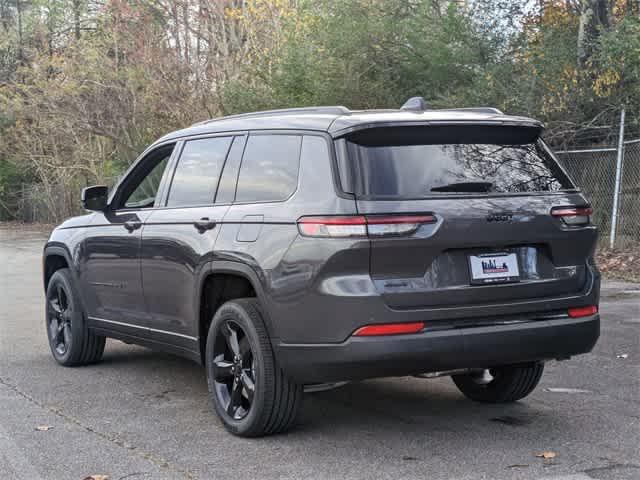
[430, 181, 494, 193]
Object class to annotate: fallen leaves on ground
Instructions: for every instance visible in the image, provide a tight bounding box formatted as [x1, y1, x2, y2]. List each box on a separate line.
[535, 451, 557, 459]
[34, 425, 53, 431]
[596, 247, 640, 282]
[544, 387, 591, 393]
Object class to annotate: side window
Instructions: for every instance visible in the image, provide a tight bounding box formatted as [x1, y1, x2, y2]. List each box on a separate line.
[122, 146, 174, 209]
[166, 136, 233, 207]
[235, 134, 302, 203]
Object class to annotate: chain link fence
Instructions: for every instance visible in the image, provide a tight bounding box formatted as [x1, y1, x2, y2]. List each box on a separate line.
[555, 138, 640, 249]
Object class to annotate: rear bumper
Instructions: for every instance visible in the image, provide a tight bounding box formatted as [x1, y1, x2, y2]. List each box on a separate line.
[274, 314, 600, 383]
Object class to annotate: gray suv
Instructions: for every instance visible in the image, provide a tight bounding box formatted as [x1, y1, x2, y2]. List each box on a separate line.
[43, 98, 600, 437]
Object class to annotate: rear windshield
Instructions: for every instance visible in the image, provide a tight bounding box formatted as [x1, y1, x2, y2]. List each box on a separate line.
[342, 130, 573, 199]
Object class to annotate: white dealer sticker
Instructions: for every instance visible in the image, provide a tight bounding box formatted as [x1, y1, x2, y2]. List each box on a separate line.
[468, 252, 520, 284]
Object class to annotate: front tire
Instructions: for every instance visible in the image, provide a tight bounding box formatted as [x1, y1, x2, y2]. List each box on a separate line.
[205, 298, 302, 437]
[45, 268, 105, 366]
[452, 363, 544, 403]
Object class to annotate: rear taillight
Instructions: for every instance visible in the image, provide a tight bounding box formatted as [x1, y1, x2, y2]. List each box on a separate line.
[297, 214, 436, 238]
[366, 214, 437, 236]
[297, 216, 367, 238]
[568, 305, 598, 318]
[551, 206, 593, 226]
[353, 322, 425, 336]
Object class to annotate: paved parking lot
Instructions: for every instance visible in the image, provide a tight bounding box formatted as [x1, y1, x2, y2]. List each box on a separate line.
[1, 224, 638, 480]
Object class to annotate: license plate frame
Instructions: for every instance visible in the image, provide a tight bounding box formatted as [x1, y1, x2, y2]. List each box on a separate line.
[468, 252, 520, 285]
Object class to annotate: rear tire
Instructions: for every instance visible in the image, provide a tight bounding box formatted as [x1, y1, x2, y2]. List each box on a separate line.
[452, 363, 544, 403]
[45, 269, 106, 366]
[206, 298, 302, 437]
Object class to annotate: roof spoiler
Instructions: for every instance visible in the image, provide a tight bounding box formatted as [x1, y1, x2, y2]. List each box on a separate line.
[334, 123, 543, 144]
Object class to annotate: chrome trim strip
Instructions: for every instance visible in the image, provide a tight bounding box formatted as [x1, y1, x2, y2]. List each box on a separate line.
[89, 316, 198, 341]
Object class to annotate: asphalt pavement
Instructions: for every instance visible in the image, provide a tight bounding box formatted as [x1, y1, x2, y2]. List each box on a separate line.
[1, 224, 638, 480]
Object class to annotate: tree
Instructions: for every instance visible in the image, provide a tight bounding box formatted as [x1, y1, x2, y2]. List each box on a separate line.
[577, 0, 610, 66]
[0, 0, 638, 221]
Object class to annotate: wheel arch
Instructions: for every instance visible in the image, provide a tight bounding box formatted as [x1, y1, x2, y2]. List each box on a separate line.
[43, 244, 75, 292]
[196, 261, 275, 364]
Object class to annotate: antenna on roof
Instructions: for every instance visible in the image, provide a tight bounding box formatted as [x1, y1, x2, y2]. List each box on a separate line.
[401, 96, 429, 111]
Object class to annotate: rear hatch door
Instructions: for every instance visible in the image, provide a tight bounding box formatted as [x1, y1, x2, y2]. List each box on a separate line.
[339, 124, 597, 311]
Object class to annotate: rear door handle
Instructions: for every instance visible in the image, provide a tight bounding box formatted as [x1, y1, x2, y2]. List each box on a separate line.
[194, 217, 216, 232]
[124, 220, 142, 232]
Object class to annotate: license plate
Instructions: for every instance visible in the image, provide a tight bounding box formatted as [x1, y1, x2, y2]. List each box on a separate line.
[468, 252, 520, 285]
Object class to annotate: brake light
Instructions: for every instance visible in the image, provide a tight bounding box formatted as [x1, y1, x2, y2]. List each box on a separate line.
[551, 206, 593, 226]
[568, 305, 598, 318]
[297, 216, 367, 237]
[353, 322, 425, 336]
[297, 214, 436, 238]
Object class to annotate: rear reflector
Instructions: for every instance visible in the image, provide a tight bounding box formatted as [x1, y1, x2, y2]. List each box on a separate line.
[568, 305, 598, 318]
[353, 322, 425, 336]
[298, 214, 436, 238]
[551, 206, 593, 226]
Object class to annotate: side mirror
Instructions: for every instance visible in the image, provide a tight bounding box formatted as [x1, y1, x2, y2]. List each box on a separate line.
[81, 185, 109, 212]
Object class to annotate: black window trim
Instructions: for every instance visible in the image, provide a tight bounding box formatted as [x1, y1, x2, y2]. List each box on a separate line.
[111, 131, 258, 212]
[155, 141, 183, 208]
[110, 129, 351, 212]
[215, 134, 247, 206]
[109, 141, 179, 212]
[160, 130, 349, 205]
[150, 132, 246, 209]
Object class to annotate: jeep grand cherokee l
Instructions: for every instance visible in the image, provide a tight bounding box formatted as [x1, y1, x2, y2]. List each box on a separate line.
[43, 97, 600, 437]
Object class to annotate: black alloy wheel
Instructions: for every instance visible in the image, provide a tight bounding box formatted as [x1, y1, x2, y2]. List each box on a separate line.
[212, 320, 256, 420]
[47, 280, 73, 356]
[45, 268, 106, 366]
[205, 298, 302, 437]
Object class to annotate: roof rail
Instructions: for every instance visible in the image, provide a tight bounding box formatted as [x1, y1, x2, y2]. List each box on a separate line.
[445, 107, 504, 115]
[194, 106, 351, 126]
